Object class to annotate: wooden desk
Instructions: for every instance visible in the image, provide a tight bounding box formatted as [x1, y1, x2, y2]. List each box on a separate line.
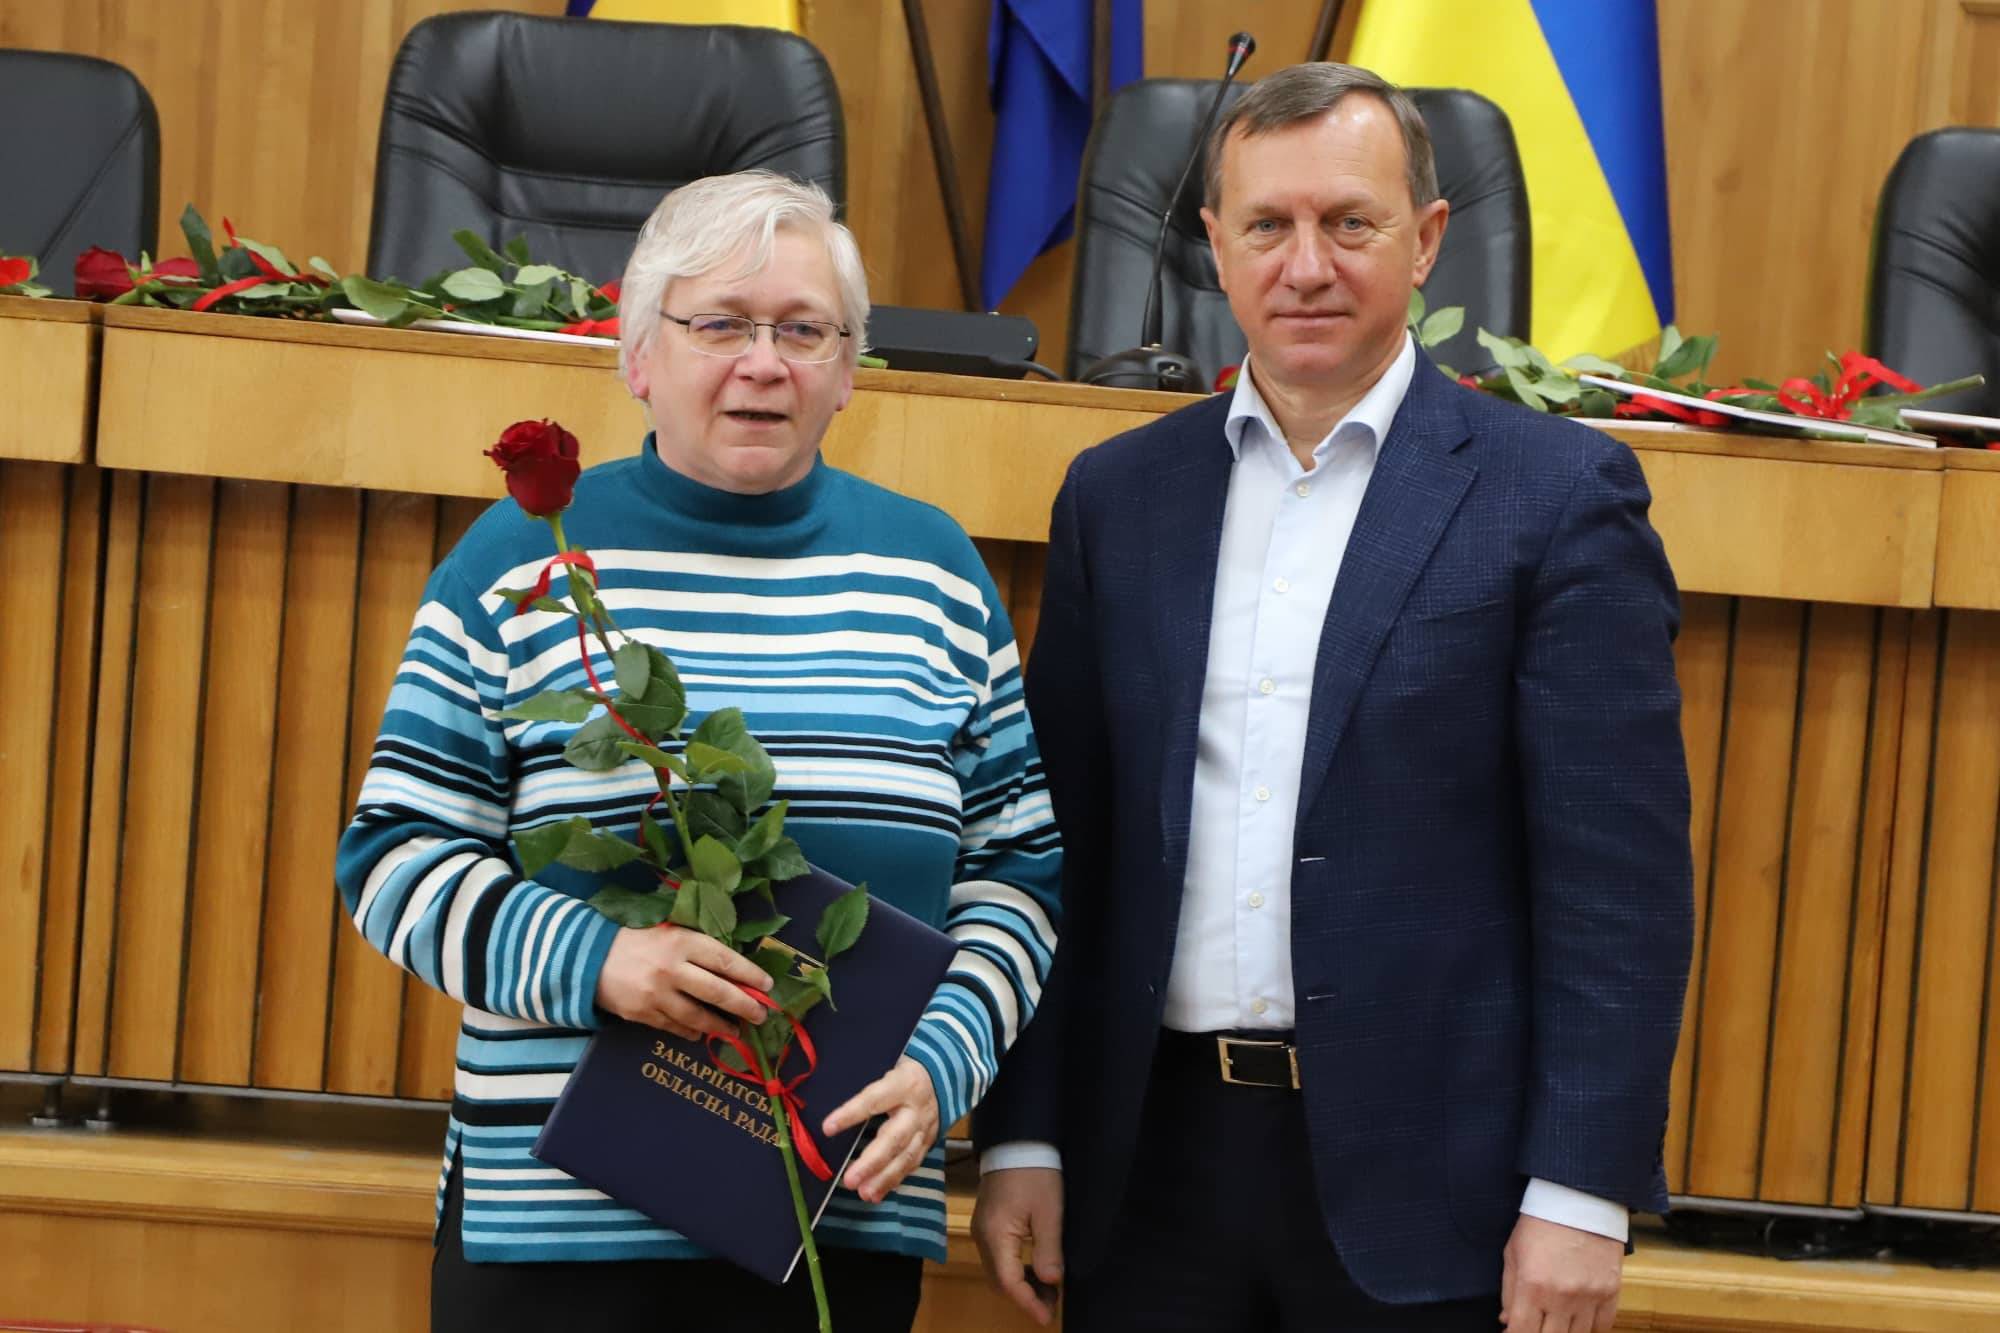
[0, 296, 101, 1078]
[5, 1127, 1999, 1333]
[0, 294, 95, 464]
[6, 305, 1999, 1246]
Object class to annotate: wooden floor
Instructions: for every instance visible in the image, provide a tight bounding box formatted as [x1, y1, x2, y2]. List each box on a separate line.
[3, 1125, 1999, 1331]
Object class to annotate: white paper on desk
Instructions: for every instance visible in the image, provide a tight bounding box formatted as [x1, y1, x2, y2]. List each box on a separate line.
[1577, 374, 1938, 449]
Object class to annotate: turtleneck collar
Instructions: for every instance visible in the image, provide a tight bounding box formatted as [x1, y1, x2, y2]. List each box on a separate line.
[635, 433, 828, 526]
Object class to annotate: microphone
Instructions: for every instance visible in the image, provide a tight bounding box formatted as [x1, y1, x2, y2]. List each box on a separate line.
[1081, 30, 1255, 392]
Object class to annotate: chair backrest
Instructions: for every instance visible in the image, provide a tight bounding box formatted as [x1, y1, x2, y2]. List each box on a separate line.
[1066, 81, 1530, 383]
[1866, 127, 2000, 417]
[366, 12, 844, 286]
[0, 50, 158, 295]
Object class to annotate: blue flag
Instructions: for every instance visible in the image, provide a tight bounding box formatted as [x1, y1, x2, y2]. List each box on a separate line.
[980, 0, 1141, 311]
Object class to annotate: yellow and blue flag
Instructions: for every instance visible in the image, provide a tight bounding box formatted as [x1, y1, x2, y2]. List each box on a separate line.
[982, 0, 1141, 311]
[1349, 0, 1673, 358]
[565, 0, 799, 31]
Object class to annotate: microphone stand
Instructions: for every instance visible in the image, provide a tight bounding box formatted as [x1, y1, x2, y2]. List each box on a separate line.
[1080, 32, 1256, 391]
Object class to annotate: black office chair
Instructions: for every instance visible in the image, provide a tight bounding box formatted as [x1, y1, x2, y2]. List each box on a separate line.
[1865, 127, 2000, 417]
[1067, 82, 1530, 384]
[0, 50, 159, 296]
[366, 12, 844, 285]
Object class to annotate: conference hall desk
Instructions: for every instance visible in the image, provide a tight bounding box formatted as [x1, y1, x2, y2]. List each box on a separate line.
[5, 301, 2000, 1329]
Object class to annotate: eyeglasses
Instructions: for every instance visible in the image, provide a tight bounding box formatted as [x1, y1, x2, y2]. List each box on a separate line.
[660, 311, 849, 364]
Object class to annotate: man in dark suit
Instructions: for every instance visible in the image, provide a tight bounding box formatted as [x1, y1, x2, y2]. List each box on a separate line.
[971, 63, 1693, 1332]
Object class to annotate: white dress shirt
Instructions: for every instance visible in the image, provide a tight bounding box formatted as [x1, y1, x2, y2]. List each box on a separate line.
[983, 334, 1627, 1244]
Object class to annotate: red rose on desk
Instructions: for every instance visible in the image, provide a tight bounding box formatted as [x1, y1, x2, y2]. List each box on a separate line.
[485, 418, 581, 516]
[0, 256, 30, 289]
[74, 246, 136, 299]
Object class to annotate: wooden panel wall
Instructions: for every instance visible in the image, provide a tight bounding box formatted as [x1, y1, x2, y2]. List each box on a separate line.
[1868, 609, 2000, 1214]
[0, 462, 104, 1076]
[1666, 595, 1905, 1209]
[54, 474, 1044, 1102]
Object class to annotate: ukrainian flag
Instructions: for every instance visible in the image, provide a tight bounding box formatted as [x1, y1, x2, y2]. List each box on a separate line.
[565, 0, 798, 31]
[1349, 0, 1673, 359]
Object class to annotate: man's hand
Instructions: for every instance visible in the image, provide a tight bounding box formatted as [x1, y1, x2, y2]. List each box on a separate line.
[821, 1056, 940, 1203]
[972, 1167, 1063, 1327]
[593, 925, 773, 1041]
[1500, 1213, 1623, 1331]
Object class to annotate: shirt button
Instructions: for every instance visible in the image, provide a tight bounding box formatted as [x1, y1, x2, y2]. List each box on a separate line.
[1273, 576, 1290, 593]
[1248, 892, 1265, 908]
[1295, 482, 1311, 497]
[1251, 998, 1269, 1016]
[1254, 785, 1271, 802]
[1258, 678, 1275, 695]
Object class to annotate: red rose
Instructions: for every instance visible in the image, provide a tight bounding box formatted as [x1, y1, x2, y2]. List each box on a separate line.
[74, 246, 135, 300]
[152, 257, 203, 283]
[485, 419, 581, 517]
[0, 256, 30, 289]
[596, 279, 621, 303]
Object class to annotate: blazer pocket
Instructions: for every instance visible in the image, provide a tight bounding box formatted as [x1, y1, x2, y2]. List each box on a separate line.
[1410, 593, 1508, 624]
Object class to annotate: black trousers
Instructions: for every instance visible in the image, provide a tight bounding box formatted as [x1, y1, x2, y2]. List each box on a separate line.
[1064, 1031, 1498, 1333]
[430, 1164, 923, 1332]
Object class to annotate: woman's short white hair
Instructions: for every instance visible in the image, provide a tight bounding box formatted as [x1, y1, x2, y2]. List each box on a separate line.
[618, 170, 870, 375]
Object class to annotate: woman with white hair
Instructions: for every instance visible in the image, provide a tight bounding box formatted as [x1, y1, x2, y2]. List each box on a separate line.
[336, 170, 1062, 1330]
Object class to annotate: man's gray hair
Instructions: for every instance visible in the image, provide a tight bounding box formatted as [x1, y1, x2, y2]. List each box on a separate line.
[618, 170, 870, 375]
[1203, 62, 1439, 213]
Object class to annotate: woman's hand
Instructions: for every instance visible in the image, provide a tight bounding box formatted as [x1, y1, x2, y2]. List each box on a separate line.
[820, 1056, 940, 1202]
[594, 925, 773, 1041]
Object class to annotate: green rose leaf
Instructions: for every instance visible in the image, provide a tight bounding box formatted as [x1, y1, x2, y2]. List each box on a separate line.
[736, 801, 788, 863]
[669, 878, 704, 928]
[514, 264, 565, 287]
[1418, 306, 1464, 345]
[442, 267, 508, 303]
[613, 640, 652, 699]
[732, 914, 791, 945]
[1476, 328, 1531, 370]
[1560, 353, 1630, 377]
[181, 205, 221, 283]
[1653, 325, 1684, 374]
[802, 962, 835, 1010]
[639, 809, 673, 866]
[691, 708, 749, 752]
[616, 740, 677, 769]
[715, 1043, 753, 1076]
[588, 885, 675, 928]
[341, 274, 412, 324]
[684, 875, 736, 939]
[453, 230, 508, 273]
[557, 820, 645, 873]
[685, 791, 747, 843]
[751, 835, 810, 883]
[1655, 331, 1716, 382]
[504, 235, 533, 266]
[512, 278, 555, 320]
[1504, 366, 1549, 412]
[689, 835, 743, 894]
[685, 741, 750, 778]
[497, 689, 596, 723]
[1407, 289, 1427, 326]
[564, 711, 630, 771]
[815, 885, 869, 961]
[514, 820, 573, 879]
[751, 946, 796, 982]
[717, 736, 776, 817]
[237, 236, 297, 277]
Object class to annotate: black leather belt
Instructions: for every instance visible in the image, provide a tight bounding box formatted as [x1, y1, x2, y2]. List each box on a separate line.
[1160, 1029, 1300, 1090]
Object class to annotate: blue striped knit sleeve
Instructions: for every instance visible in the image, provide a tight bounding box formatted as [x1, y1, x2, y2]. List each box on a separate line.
[334, 561, 620, 1030]
[903, 592, 1062, 1131]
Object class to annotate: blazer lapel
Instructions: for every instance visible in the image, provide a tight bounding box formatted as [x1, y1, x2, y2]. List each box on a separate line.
[1296, 360, 1476, 818]
[1148, 396, 1235, 890]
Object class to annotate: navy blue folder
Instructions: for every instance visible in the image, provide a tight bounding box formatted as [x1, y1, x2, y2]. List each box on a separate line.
[533, 865, 959, 1283]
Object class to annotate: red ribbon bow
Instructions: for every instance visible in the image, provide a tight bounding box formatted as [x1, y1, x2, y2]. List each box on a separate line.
[1776, 351, 1921, 420]
[710, 985, 834, 1182]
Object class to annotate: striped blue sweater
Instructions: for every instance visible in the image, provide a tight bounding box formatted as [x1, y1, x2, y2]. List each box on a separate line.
[335, 437, 1061, 1264]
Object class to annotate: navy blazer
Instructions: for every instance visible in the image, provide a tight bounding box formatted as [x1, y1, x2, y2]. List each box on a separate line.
[976, 356, 1694, 1305]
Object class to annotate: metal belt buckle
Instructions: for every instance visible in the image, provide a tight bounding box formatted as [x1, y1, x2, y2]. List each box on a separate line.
[1215, 1036, 1300, 1089]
